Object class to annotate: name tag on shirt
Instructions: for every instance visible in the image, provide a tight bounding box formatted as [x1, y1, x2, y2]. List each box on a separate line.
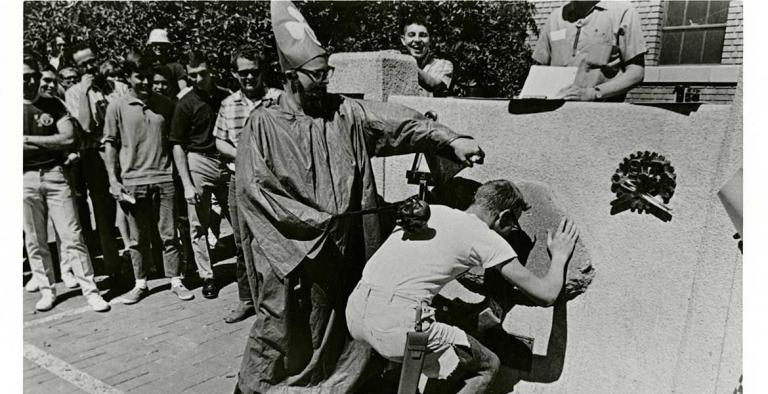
[551, 29, 567, 42]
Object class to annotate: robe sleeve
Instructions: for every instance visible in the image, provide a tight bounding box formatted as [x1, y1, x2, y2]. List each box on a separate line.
[352, 99, 470, 184]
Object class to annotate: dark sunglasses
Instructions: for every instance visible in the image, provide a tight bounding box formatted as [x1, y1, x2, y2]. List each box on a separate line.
[296, 66, 334, 82]
[188, 70, 209, 80]
[236, 69, 261, 79]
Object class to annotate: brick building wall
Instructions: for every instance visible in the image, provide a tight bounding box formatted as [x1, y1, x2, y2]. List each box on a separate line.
[527, 0, 743, 103]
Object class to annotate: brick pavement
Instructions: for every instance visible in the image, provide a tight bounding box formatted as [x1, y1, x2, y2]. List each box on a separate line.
[23, 256, 250, 394]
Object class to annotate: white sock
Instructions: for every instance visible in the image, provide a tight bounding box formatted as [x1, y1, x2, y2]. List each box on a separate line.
[135, 279, 148, 289]
[170, 277, 183, 287]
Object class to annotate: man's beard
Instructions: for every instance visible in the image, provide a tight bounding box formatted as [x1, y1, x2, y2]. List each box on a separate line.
[300, 85, 328, 116]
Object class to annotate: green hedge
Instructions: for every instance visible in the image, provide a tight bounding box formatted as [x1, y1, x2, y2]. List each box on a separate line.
[24, 1, 538, 97]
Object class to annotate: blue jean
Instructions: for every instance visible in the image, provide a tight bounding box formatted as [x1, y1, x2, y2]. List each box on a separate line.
[23, 167, 98, 295]
[122, 181, 180, 280]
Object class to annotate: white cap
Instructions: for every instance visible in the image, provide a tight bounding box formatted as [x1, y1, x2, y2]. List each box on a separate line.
[147, 29, 171, 45]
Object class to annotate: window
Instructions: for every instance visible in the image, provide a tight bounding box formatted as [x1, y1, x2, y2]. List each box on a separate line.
[659, 1, 730, 65]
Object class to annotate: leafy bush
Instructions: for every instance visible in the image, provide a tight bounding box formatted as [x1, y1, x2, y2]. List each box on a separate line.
[24, 1, 538, 97]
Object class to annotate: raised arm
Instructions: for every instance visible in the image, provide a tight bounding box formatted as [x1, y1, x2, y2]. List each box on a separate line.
[355, 99, 484, 166]
[496, 217, 579, 306]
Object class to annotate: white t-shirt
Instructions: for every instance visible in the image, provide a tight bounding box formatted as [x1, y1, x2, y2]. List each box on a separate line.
[361, 205, 517, 299]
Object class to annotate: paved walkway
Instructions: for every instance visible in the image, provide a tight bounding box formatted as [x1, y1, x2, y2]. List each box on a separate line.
[23, 256, 249, 394]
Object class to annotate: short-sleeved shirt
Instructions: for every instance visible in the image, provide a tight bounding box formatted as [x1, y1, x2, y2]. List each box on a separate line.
[533, 1, 646, 93]
[169, 86, 231, 154]
[213, 88, 282, 149]
[102, 93, 176, 186]
[65, 79, 129, 149]
[361, 205, 517, 299]
[23, 97, 70, 171]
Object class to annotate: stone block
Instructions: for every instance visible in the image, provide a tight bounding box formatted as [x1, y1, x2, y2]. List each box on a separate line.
[327, 51, 423, 102]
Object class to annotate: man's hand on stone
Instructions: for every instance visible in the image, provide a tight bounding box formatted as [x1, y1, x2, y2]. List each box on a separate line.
[449, 138, 484, 167]
[555, 84, 597, 101]
[547, 217, 579, 263]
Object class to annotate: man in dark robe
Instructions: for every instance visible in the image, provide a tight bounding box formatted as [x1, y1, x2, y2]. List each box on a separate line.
[235, 2, 484, 393]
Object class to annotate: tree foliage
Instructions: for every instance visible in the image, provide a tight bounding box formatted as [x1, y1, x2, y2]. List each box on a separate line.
[24, 1, 538, 97]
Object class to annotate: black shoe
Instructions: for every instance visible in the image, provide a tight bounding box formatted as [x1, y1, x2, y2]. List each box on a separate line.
[202, 278, 219, 299]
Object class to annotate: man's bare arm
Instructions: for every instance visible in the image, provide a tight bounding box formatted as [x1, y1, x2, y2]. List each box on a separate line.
[417, 69, 447, 93]
[215, 138, 237, 162]
[496, 217, 579, 306]
[172, 144, 199, 204]
[24, 118, 75, 150]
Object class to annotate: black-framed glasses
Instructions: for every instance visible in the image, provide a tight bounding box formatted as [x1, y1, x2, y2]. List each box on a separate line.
[237, 69, 261, 79]
[296, 66, 334, 82]
[188, 70, 209, 80]
[61, 75, 79, 82]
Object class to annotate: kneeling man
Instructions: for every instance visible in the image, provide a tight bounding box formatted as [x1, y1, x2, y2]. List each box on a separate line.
[346, 180, 579, 393]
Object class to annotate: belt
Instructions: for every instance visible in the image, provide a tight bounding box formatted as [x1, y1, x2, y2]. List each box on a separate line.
[355, 281, 429, 305]
[24, 165, 63, 174]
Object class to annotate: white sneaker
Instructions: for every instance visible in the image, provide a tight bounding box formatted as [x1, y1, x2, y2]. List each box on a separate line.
[86, 294, 110, 312]
[25, 279, 40, 293]
[61, 272, 78, 289]
[35, 290, 56, 312]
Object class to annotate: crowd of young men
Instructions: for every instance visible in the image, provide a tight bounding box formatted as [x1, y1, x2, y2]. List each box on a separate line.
[23, 26, 281, 322]
[23, 1, 598, 392]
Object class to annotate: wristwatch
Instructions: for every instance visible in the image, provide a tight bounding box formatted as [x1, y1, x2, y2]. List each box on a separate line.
[593, 86, 604, 100]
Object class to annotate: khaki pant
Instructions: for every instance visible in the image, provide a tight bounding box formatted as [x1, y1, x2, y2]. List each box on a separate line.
[23, 167, 98, 295]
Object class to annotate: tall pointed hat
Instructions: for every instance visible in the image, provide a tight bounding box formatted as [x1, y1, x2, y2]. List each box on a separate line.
[271, 0, 327, 71]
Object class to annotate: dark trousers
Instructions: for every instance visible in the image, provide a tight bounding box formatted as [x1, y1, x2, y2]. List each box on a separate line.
[123, 181, 181, 280]
[228, 177, 251, 303]
[79, 149, 120, 276]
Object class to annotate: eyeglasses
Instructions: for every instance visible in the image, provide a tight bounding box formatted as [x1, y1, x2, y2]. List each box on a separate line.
[296, 66, 334, 82]
[187, 70, 209, 80]
[61, 75, 79, 82]
[236, 69, 261, 79]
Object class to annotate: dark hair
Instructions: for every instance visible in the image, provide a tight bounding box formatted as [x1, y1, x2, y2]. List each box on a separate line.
[231, 45, 263, 69]
[41, 62, 57, 74]
[472, 180, 530, 217]
[401, 17, 430, 36]
[186, 50, 209, 69]
[153, 64, 172, 81]
[23, 52, 41, 73]
[122, 58, 154, 80]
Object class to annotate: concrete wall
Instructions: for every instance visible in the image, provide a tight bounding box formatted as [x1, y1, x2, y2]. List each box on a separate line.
[329, 50, 742, 393]
[380, 96, 742, 393]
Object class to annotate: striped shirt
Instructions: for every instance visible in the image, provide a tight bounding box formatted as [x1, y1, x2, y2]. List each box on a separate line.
[213, 88, 281, 147]
[213, 88, 281, 171]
